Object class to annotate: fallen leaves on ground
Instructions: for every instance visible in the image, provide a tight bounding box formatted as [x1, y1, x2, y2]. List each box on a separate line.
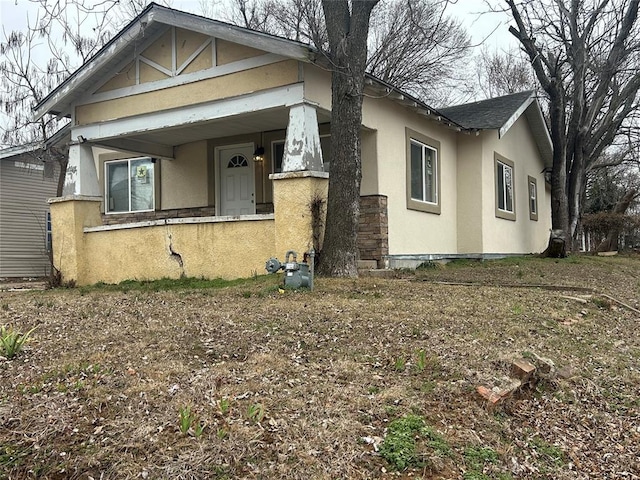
[0, 254, 639, 479]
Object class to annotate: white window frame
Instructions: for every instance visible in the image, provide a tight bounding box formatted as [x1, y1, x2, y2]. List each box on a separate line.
[406, 128, 441, 215]
[104, 157, 155, 214]
[528, 175, 538, 221]
[46, 211, 52, 252]
[495, 154, 515, 221]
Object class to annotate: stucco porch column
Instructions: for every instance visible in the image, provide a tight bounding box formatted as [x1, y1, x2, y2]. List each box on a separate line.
[48, 196, 102, 285]
[271, 103, 328, 260]
[47, 141, 103, 285]
[64, 142, 100, 196]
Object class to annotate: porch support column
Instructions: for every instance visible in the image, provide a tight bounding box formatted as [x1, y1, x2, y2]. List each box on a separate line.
[282, 103, 324, 172]
[271, 171, 328, 261]
[63, 142, 100, 197]
[48, 196, 102, 286]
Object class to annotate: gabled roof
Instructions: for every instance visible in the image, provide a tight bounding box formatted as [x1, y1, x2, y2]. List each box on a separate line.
[0, 123, 71, 160]
[33, 3, 315, 120]
[0, 143, 41, 160]
[439, 91, 535, 130]
[440, 91, 553, 168]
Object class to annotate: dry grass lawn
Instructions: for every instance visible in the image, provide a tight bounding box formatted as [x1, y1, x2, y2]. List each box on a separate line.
[1, 254, 639, 479]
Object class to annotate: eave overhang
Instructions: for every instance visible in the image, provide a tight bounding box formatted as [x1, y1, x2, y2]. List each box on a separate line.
[32, 3, 315, 121]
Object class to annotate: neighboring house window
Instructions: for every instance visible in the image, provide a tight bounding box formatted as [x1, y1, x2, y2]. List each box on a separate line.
[405, 128, 441, 214]
[495, 154, 515, 220]
[528, 175, 538, 221]
[271, 136, 331, 173]
[46, 211, 52, 252]
[105, 157, 155, 213]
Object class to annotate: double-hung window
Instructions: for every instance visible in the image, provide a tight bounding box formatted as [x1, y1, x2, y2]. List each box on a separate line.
[406, 128, 440, 214]
[105, 157, 155, 213]
[528, 175, 538, 221]
[495, 155, 515, 220]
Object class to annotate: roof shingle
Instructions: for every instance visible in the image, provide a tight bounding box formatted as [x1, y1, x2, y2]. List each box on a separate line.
[439, 91, 535, 129]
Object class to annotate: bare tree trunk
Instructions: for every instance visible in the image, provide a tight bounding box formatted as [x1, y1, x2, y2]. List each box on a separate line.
[317, 0, 379, 277]
[544, 93, 570, 258]
[596, 188, 639, 252]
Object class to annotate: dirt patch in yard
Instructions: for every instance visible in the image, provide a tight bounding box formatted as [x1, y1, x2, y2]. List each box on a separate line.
[1, 255, 639, 479]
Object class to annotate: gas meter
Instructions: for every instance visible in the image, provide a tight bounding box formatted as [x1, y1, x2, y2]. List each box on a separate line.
[265, 250, 314, 289]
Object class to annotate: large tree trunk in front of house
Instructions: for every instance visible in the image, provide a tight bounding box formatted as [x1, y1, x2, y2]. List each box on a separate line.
[596, 188, 639, 252]
[317, 0, 379, 277]
[542, 92, 570, 258]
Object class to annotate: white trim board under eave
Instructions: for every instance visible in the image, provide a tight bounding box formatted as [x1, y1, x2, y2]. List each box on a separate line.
[71, 83, 305, 142]
[498, 96, 534, 139]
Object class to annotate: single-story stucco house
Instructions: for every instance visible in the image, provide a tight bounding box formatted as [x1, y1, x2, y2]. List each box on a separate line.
[34, 3, 552, 286]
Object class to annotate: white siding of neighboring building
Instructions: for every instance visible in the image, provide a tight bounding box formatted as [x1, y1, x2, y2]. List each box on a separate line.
[0, 153, 59, 277]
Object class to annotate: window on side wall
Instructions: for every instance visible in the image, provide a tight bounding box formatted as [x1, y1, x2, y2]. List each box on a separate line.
[46, 211, 52, 252]
[495, 154, 515, 220]
[528, 175, 538, 221]
[271, 136, 331, 174]
[405, 128, 440, 214]
[105, 157, 155, 213]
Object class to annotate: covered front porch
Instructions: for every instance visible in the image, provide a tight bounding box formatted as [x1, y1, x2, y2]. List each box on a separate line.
[50, 87, 332, 285]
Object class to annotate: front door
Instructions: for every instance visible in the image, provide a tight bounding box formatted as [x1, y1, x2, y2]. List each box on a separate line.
[218, 144, 255, 216]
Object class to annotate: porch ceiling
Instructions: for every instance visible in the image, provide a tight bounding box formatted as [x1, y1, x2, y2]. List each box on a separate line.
[102, 107, 332, 150]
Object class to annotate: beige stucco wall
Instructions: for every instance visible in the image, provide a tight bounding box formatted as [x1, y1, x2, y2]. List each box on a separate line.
[216, 39, 266, 65]
[50, 173, 327, 285]
[272, 172, 329, 257]
[479, 115, 551, 254]
[361, 97, 459, 255]
[161, 141, 209, 209]
[456, 134, 484, 253]
[302, 64, 332, 113]
[76, 60, 299, 125]
[82, 219, 276, 285]
[49, 197, 103, 283]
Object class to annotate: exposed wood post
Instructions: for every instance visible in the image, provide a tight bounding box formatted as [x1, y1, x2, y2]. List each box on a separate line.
[282, 103, 324, 173]
[65, 142, 100, 197]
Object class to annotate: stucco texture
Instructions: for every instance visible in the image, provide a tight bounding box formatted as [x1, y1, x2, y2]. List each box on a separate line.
[479, 116, 551, 254]
[272, 173, 328, 258]
[82, 219, 276, 285]
[161, 141, 209, 209]
[76, 60, 299, 125]
[362, 97, 459, 256]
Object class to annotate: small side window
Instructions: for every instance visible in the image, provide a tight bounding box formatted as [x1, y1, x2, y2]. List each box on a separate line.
[528, 175, 538, 221]
[495, 154, 516, 221]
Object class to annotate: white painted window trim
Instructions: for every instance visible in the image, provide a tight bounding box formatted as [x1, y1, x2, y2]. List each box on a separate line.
[104, 157, 155, 214]
[528, 175, 538, 221]
[497, 160, 514, 214]
[410, 139, 438, 205]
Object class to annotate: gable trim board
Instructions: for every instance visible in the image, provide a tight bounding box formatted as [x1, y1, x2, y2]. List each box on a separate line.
[86, 49, 285, 106]
[32, 3, 314, 120]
